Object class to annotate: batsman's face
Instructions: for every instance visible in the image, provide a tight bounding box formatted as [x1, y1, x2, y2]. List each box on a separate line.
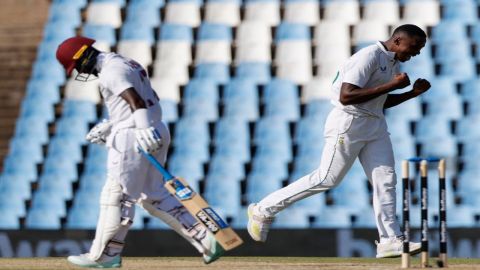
[394, 36, 426, 62]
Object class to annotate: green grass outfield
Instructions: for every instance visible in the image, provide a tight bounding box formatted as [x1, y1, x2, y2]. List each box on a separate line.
[0, 257, 479, 270]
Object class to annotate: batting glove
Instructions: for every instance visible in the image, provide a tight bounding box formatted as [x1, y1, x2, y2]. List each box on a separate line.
[135, 127, 162, 154]
[86, 119, 113, 145]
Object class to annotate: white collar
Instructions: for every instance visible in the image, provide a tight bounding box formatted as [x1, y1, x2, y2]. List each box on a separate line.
[376, 41, 396, 62]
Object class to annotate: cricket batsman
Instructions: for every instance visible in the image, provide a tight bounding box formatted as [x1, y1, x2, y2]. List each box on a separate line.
[56, 36, 224, 268]
[248, 24, 432, 258]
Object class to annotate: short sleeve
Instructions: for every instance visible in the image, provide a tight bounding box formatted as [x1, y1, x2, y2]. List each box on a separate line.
[342, 51, 377, 88]
[101, 67, 135, 96]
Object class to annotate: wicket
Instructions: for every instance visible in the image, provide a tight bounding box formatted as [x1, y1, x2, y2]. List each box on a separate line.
[401, 157, 447, 269]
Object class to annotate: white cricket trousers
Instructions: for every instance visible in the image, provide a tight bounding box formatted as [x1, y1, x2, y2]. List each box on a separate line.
[258, 108, 402, 240]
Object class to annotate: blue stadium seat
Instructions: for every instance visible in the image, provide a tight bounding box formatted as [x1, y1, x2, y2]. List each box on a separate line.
[222, 79, 258, 104]
[129, 0, 164, 9]
[167, 154, 205, 188]
[234, 62, 271, 85]
[456, 116, 480, 141]
[48, 3, 82, 27]
[47, 137, 83, 163]
[43, 21, 76, 43]
[264, 97, 300, 121]
[352, 206, 377, 228]
[55, 117, 89, 143]
[197, 23, 232, 41]
[78, 173, 107, 193]
[66, 206, 99, 229]
[8, 137, 44, 164]
[212, 137, 251, 163]
[82, 24, 117, 47]
[462, 78, 480, 100]
[255, 140, 293, 163]
[214, 116, 250, 144]
[120, 21, 155, 44]
[31, 59, 66, 87]
[384, 116, 411, 140]
[37, 175, 73, 200]
[159, 100, 178, 123]
[263, 79, 299, 102]
[439, 58, 476, 81]
[172, 143, 210, 163]
[391, 137, 417, 160]
[37, 40, 62, 61]
[471, 24, 480, 46]
[444, 206, 476, 227]
[251, 155, 289, 181]
[30, 190, 67, 217]
[92, 0, 126, 6]
[456, 169, 480, 193]
[305, 100, 334, 119]
[415, 116, 453, 141]
[385, 97, 422, 121]
[83, 158, 108, 176]
[442, 0, 477, 24]
[52, 0, 87, 9]
[193, 63, 230, 84]
[86, 144, 108, 164]
[246, 171, 283, 203]
[204, 173, 241, 216]
[419, 137, 457, 160]
[435, 40, 471, 64]
[312, 206, 352, 228]
[330, 169, 370, 208]
[25, 209, 62, 229]
[294, 116, 325, 144]
[275, 22, 310, 41]
[431, 21, 468, 43]
[0, 212, 20, 229]
[208, 155, 245, 180]
[290, 155, 321, 179]
[0, 196, 26, 217]
[0, 179, 31, 202]
[2, 155, 38, 183]
[399, 53, 435, 79]
[253, 117, 291, 147]
[183, 79, 219, 104]
[272, 208, 310, 228]
[182, 98, 219, 122]
[20, 99, 55, 123]
[124, 2, 161, 28]
[173, 117, 210, 147]
[25, 79, 60, 105]
[42, 156, 78, 182]
[158, 24, 193, 43]
[74, 189, 102, 208]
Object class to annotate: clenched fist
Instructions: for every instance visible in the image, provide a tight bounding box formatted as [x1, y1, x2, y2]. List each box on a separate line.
[391, 73, 411, 90]
[412, 78, 431, 96]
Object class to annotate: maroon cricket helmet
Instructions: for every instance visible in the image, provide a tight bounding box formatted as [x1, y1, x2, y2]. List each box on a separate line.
[56, 36, 96, 76]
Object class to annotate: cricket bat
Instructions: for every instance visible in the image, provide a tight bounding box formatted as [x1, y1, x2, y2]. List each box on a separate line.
[140, 150, 243, 251]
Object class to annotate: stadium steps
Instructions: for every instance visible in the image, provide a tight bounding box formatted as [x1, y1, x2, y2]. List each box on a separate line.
[0, 0, 49, 171]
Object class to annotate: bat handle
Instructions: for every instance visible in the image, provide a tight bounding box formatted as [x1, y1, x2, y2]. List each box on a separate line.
[139, 148, 174, 180]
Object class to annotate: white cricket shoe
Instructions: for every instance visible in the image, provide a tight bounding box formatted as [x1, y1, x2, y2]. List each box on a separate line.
[201, 232, 225, 264]
[67, 253, 121, 268]
[376, 237, 421, 258]
[247, 203, 274, 242]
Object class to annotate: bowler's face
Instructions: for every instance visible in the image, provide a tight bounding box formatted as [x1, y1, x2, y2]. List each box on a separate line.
[395, 36, 426, 62]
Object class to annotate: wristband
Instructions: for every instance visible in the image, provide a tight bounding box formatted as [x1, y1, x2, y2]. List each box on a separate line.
[133, 108, 150, 129]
